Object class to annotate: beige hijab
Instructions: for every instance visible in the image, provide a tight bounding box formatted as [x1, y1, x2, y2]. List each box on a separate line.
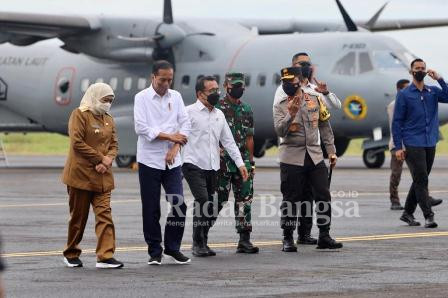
[79, 83, 115, 115]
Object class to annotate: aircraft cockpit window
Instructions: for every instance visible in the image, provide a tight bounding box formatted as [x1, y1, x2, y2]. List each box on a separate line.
[257, 74, 266, 87]
[182, 75, 190, 87]
[273, 73, 281, 86]
[359, 52, 374, 74]
[372, 51, 407, 70]
[95, 78, 104, 84]
[123, 77, 132, 91]
[58, 78, 70, 94]
[332, 52, 356, 76]
[109, 78, 118, 91]
[81, 79, 90, 92]
[244, 74, 251, 87]
[138, 78, 147, 90]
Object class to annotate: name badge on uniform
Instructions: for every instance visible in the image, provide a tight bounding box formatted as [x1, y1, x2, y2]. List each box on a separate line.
[92, 124, 101, 134]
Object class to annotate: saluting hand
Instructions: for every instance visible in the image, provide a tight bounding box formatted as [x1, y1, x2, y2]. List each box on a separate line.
[239, 166, 249, 182]
[313, 78, 329, 95]
[427, 69, 441, 81]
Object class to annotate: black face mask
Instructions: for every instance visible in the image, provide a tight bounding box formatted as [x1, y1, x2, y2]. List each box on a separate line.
[299, 62, 313, 80]
[207, 92, 220, 106]
[227, 87, 244, 99]
[282, 82, 300, 96]
[413, 71, 427, 82]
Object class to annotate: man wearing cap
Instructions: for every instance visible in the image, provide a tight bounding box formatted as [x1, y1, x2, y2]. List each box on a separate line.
[207, 72, 259, 254]
[273, 52, 341, 246]
[273, 66, 343, 252]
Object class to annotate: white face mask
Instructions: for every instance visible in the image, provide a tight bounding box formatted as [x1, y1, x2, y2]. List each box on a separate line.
[95, 102, 111, 114]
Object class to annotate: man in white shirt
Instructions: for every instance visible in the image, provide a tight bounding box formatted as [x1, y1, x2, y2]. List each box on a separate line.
[134, 60, 191, 265]
[273, 52, 342, 246]
[182, 76, 249, 257]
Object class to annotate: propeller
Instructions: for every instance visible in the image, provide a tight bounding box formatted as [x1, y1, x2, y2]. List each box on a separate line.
[364, 2, 388, 30]
[335, 0, 358, 31]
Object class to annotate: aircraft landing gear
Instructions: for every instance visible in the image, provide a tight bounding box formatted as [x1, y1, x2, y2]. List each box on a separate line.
[362, 149, 385, 169]
[116, 155, 136, 168]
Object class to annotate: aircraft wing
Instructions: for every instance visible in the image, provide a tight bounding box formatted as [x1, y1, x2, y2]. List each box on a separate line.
[366, 19, 448, 31]
[0, 12, 99, 46]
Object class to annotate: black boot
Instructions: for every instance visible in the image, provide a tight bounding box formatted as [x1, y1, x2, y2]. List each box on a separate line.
[425, 216, 438, 228]
[192, 225, 209, 257]
[282, 230, 297, 252]
[429, 197, 443, 207]
[237, 232, 259, 253]
[297, 234, 318, 245]
[317, 231, 343, 249]
[203, 226, 216, 256]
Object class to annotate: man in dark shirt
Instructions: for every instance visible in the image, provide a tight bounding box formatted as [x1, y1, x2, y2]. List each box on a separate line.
[392, 58, 448, 228]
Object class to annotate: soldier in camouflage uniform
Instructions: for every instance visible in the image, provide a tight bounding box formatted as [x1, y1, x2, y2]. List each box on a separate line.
[209, 72, 259, 254]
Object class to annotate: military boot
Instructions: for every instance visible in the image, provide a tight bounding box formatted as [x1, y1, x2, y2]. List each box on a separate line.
[237, 232, 259, 253]
[282, 229, 297, 252]
[192, 225, 209, 257]
[317, 229, 343, 249]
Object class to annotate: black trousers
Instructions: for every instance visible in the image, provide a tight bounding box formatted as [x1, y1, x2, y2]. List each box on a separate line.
[404, 146, 435, 219]
[299, 183, 314, 238]
[138, 163, 187, 257]
[280, 153, 331, 235]
[182, 163, 218, 241]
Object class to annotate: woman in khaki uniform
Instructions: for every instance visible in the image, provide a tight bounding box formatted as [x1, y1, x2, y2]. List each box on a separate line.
[62, 83, 123, 269]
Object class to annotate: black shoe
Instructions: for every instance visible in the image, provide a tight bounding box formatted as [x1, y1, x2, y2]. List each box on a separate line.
[192, 242, 209, 257]
[297, 235, 318, 245]
[148, 255, 162, 265]
[425, 216, 438, 228]
[164, 251, 191, 264]
[63, 257, 83, 268]
[206, 245, 216, 256]
[96, 258, 124, 269]
[430, 197, 443, 207]
[282, 230, 297, 252]
[390, 202, 404, 210]
[400, 213, 421, 226]
[237, 232, 259, 254]
[317, 236, 343, 249]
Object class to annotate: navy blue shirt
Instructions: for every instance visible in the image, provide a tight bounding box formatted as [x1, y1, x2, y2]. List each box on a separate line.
[392, 79, 448, 150]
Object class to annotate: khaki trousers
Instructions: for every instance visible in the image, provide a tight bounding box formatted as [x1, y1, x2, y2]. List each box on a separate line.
[63, 186, 116, 261]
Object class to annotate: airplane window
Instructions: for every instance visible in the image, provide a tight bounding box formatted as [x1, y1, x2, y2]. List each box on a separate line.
[372, 51, 407, 70]
[58, 78, 70, 94]
[273, 73, 281, 86]
[257, 74, 266, 87]
[359, 52, 374, 74]
[332, 52, 356, 76]
[109, 78, 118, 91]
[96, 78, 104, 83]
[138, 78, 147, 90]
[124, 77, 132, 91]
[81, 79, 90, 92]
[182, 75, 190, 87]
[244, 74, 251, 87]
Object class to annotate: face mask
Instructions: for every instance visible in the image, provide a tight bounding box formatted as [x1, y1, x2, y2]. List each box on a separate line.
[96, 102, 111, 114]
[227, 87, 244, 99]
[299, 62, 313, 80]
[207, 92, 220, 106]
[413, 71, 427, 82]
[282, 82, 300, 96]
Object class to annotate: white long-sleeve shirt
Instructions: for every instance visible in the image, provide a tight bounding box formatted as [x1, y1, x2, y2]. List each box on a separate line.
[182, 100, 244, 171]
[134, 85, 190, 170]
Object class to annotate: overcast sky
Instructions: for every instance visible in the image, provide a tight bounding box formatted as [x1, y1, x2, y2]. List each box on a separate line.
[3, 0, 448, 74]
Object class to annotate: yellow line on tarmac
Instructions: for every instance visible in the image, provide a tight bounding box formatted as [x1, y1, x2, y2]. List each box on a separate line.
[2, 231, 448, 259]
[0, 199, 140, 208]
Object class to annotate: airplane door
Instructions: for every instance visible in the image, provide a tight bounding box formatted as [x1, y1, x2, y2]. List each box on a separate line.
[54, 67, 76, 106]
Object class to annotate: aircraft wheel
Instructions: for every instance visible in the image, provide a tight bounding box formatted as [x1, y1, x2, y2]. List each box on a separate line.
[362, 150, 385, 169]
[116, 155, 136, 168]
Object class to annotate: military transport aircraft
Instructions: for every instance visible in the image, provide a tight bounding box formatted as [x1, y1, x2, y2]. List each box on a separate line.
[1, 0, 448, 168]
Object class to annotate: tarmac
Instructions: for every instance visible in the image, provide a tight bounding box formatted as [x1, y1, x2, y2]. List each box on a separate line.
[1, 155, 448, 297]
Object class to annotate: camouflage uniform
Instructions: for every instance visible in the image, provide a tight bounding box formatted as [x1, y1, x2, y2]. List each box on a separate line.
[215, 95, 254, 233]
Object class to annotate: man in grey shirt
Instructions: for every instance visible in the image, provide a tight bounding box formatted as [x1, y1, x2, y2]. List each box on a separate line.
[273, 66, 342, 251]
